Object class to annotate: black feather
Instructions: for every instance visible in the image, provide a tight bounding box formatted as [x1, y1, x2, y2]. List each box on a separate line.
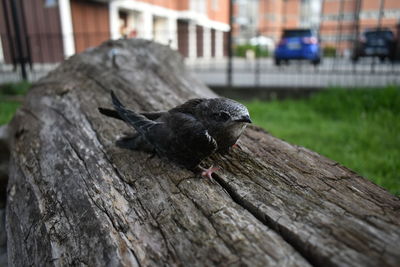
[110, 91, 159, 136]
[169, 98, 205, 115]
[99, 107, 166, 121]
[98, 107, 121, 120]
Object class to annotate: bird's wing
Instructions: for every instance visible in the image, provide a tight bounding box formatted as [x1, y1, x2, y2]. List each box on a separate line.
[98, 107, 122, 120]
[150, 112, 217, 169]
[111, 91, 161, 136]
[140, 111, 167, 120]
[169, 98, 206, 115]
[100, 98, 206, 121]
[110, 92, 215, 168]
[99, 107, 166, 121]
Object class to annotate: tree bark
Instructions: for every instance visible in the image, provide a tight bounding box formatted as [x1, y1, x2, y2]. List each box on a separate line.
[7, 39, 400, 266]
[0, 125, 9, 266]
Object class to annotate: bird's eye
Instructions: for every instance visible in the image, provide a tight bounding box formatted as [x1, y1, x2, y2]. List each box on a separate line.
[216, 111, 230, 121]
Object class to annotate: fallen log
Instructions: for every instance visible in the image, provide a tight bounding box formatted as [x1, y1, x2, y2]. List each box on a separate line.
[7, 39, 400, 266]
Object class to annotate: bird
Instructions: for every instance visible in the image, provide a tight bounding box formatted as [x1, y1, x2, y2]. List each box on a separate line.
[99, 91, 252, 178]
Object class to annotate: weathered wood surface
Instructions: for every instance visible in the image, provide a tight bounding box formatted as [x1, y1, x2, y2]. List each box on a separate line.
[7, 39, 400, 266]
[0, 125, 9, 266]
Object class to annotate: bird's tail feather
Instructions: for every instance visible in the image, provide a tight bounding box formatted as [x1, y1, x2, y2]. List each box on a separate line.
[98, 107, 123, 120]
[116, 134, 155, 152]
[110, 91, 159, 136]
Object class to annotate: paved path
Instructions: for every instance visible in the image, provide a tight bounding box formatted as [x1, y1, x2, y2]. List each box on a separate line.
[1, 58, 399, 88]
[187, 58, 400, 88]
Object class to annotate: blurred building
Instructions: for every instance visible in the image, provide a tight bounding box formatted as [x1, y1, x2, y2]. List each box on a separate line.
[0, 0, 230, 65]
[320, 0, 400, 55]
[233, 0, 258, 44]
[111, 0, 230, 58]
[258, 0, 301, 42]
[235, 0, 302, 43]
[0, 0, 67, 64]
[300, 0, 321, 29]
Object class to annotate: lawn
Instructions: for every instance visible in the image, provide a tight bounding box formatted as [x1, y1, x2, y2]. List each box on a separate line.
[0, 81, 30, 125]
[246, 86, 400, 196]
[0, 100, 20, 125]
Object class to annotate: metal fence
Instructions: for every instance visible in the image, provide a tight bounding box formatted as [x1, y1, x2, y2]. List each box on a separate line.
[1, 0, 400, 89]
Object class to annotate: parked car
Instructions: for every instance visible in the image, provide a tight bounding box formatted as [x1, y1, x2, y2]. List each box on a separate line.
[274, 29, 321, 66]
[352, 28, 396, 62]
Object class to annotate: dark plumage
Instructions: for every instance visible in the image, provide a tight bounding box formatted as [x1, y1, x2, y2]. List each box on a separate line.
[99, 92, 252, 173]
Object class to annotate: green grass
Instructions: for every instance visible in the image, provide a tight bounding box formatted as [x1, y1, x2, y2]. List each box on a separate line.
[0, 81, 30, 125]
[246, 87, 400, 196]
[0, 81, 30, 96]
[0, 100, 20, 125]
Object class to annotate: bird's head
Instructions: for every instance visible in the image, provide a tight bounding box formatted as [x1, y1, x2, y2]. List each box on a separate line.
[197, 98, 252, 128]
[194, 98, 252, 150]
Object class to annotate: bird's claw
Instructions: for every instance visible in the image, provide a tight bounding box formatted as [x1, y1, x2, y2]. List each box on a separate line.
[201, 166, 220, 179]
[232, 143, 241, 149]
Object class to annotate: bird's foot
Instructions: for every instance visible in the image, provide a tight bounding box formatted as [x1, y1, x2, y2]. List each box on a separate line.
[147, 151, 157, 160]
[201, 166, 220, 179]
[232, 143, 241, 150]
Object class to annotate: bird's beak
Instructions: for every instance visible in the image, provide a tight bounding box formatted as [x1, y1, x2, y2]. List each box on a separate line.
[235, 115, 252, 123]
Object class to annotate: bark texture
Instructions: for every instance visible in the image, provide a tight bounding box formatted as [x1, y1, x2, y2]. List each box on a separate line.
[7, 39, 400, 267]
[0, 125, 8, 266]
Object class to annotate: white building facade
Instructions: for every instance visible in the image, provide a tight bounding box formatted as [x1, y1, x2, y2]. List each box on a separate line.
[109, 0, 230, 59]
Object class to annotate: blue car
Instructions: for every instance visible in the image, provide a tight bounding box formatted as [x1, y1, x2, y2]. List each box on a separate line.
[274, 29, 321, 66]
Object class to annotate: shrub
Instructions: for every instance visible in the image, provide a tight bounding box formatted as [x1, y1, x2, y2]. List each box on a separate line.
[235, 44, 269, 58]
[323, 46, 337, 57]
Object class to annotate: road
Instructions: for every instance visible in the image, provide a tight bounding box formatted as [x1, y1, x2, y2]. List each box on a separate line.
[186, 57, 400, 88]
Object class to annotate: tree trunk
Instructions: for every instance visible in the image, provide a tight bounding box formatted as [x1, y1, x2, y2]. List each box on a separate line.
[7, 39, 400, 266]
